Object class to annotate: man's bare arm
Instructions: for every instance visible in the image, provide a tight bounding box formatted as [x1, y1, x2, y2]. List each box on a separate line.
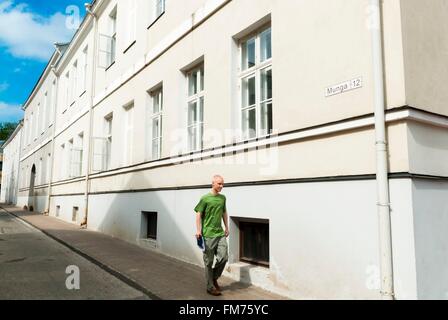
[223, 211, 229, 237]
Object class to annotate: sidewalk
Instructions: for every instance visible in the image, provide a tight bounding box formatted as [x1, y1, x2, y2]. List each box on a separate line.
[0, 204, 287, 300]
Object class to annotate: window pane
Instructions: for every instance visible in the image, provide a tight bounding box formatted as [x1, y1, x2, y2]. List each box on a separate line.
[188, 71, 198, 96]
[200, 67, 204, 92]
[152, 139, 159, 159]
[241, 222, 269, 264]
[242, 108, 256, 139]
[198, 123, 203, 150]
[153, 92, 160, 113]
[260, 102, 273, 136]
[242, 76, 256, 108]
[159, 91, 163, 111]
[260, 28, 272, 62]
[152, 118, 159, 139]
[260, 68, 272, 101]
[156, 0, 165, 16]
[188, 101, 197, 125]
[199, 97, 204, 122]
[241, 37, 256, 70]
[188, 126, 197, 150]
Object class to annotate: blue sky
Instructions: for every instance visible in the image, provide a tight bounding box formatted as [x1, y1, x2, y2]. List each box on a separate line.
[0, 0, 88, 124]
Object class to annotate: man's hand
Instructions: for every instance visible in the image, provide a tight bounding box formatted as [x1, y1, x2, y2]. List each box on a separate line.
[196, 232, 202, 239]
[225, 229, 229, 237]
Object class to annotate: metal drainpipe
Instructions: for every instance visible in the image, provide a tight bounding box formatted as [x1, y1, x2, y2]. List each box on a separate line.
[81, 4, 98, 228]
[370, 0, 394, 300]
[46, 66, 60, 215]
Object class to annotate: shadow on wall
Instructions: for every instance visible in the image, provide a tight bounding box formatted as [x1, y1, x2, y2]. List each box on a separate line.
[91, 170, 206, 268]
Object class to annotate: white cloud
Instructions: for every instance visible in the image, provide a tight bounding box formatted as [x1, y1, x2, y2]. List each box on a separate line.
[0, 102, 23, 122]
[0, 1, 77, 61]
[0, 82, 9, 92]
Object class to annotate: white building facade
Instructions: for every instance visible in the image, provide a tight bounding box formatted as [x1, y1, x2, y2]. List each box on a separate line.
[2, 0, 448, 299]
[0, 122, 23, 205]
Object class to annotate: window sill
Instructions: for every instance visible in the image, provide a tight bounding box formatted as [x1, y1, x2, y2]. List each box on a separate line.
[147, 12, 165, 30]
[105, 61, 116, 72]
[139, 238, 158, 250]
[123, 40, 136, 54]
[240, 258, 269, 268]
[226, 261, 270, 283]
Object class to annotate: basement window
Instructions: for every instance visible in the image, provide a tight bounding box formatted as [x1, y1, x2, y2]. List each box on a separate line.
[239, 219, 269, 267]
[142, 211, 158, 240]
[72, 206, 79, 222]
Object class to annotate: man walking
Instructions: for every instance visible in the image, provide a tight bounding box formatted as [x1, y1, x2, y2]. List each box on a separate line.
[194, 175, 229, 296]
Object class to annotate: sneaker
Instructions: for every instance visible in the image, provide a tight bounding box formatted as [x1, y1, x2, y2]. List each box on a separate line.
[213, 279, 221, 292]
[207, 288, 222, 296]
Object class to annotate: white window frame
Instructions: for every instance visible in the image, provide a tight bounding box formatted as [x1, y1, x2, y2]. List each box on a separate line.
[71, 60, 78, 105]
[67, 139, 74, 177]
[104, 114, 113, 171]
[81, 46, 88, 93]
[155, 0, 165, 19]
[35, 104, 40, 139]
[109, 8, 117, 67]
[186, 64, 204, 152]
[238, 26, 272, 141]
[148, 88, 163, 160]
[70, 133, 83, 177]
[125, 0, 137, 47]
[44, 91, 49, 131]
[49, 80, 56, 127]
[46, 153, 52, 183]
[65, 71, 70, 110]
[123, 103, 134, 166]
[60, 144, 65, 179]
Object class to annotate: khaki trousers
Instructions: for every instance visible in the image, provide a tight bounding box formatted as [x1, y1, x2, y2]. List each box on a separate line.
[203, 236, 228, 290]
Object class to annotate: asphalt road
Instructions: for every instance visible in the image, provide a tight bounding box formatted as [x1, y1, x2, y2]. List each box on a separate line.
[0, 209, 149, 300]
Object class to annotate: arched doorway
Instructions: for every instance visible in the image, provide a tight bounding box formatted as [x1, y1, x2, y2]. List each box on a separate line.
[28, 164, 36, 211]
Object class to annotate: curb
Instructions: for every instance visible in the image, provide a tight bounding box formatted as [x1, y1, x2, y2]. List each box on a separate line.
[0, 206, 162, 300]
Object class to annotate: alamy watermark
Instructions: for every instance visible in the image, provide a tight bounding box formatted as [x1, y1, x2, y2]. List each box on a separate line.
[65, 5, 82, 30]
[65, 265, 80, 290]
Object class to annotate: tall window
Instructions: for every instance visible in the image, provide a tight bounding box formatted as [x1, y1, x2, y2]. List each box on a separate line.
[126, 0, 137, 46]
[65, 71, 70, 109]
[70, 133, 83, 177]
[187, 65, 204, 152]
[72, 61, 78, 103]
[44, 91, 50, 130]
[123, 103, 134, 165]
[104, 114, 113, 170]
[46, 153, 52, 183]
[109, 7, 117, 67]
[50, 80, 56, 126]
[148, 87, 163, 160]
[38, 157, 43, 185]
[60, 144, 65, 179]
[239, 26, 272, 139]
[35, 104, 40, 138]
[67, 139, 73, 177]
[81, 46, 88, 93]
[155, 0, 165, 18]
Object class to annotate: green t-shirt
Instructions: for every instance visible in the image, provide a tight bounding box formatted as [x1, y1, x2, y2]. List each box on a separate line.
[194, 193, 227, 238]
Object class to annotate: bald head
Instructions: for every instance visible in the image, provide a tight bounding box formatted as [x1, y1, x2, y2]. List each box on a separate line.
[211, 175, 224, 194]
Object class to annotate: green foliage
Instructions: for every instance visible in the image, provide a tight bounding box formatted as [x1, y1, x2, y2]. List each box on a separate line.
[0, 122, 18, 141]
